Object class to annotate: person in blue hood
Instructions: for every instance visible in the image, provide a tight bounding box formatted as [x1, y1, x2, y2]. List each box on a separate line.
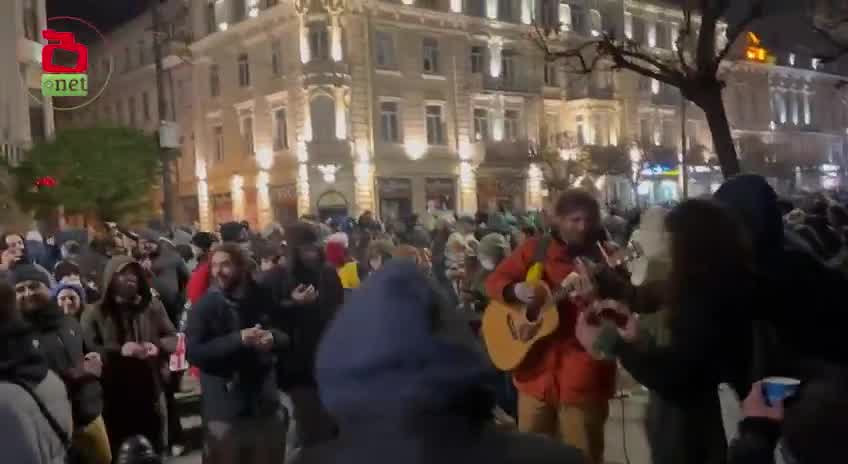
[296, 261, 585, 464]
[714, 175, 848, 377]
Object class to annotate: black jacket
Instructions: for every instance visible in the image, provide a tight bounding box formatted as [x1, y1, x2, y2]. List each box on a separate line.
[185, 280, 288, 422]
[26, 305, 103, 428]
[609, 287, 755, 464]
[260, 263, 343, 390]
[727, 418, 783, 464]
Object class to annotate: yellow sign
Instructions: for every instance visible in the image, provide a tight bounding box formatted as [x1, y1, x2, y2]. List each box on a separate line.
[745, 32, 770, 63]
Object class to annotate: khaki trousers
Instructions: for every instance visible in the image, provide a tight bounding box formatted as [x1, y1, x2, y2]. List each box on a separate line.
[73, 415, 112, 464]
[517, 394, 609, 464]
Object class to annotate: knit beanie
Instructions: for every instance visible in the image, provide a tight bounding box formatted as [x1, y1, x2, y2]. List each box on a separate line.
[219, 222, 246, 243]
[286, 222, 319, 250]
[11, 264, 51, 288]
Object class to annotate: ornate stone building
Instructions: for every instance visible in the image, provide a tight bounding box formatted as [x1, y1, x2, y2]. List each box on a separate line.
[63, 0, 848, 228]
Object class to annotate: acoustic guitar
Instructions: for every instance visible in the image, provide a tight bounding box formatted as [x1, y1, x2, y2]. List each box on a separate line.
[482, 242, 643, 371]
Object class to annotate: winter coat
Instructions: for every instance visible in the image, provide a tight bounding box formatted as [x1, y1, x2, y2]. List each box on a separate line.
[603, 284, 755, 464]
[727, 417, 783, 464]
[149, 244, 189, 324]
[296, 261, 584, 464]
[26, 304, 103, 428]
[186, 259, 210, 304]
[81, 255, 177, 453]
[260, 261, 344, 390]
[0, 317, 73, 464]
[715, 175, 848, 376]
[485, 235, 616, 406]
[185, 281, 288, 422]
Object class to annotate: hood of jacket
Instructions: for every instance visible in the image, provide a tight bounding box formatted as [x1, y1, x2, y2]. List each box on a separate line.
[101, 255, 152, 313]
[0, 317, 48, 386]
[316, 261, 492, 422]
[714, 175, 784, 265]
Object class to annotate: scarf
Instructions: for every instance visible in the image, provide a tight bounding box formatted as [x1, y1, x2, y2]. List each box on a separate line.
[0, 318, 48, 387]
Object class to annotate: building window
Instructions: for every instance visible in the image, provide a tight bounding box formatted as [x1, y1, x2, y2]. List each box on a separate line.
[576, 115, 585, 145]
[544, 62, 558, 86]
[138, 40, 146, 65]
[237, 54, 251, 87]
[502, 51, 516, 84]
[504, 110, 520, 141]
[470, 45, 484, 74]
[273, 108, 288, 150]
[571, 5, 586, 35]
[589, 9, 602, 36]
[309, 24, 329, 61]
[213, 125, 224, 161]
[425, 105, 445, 145]
[206, 2, 216, 35]
[498, 0, 514, 22]
[271, 40, 282, 76]
[473, 108, 490, 141]
[310, 95, 336, 142]
[559, 3, 572, 31]
[632, 16, 646, 45]
[380, 101, 400, 143]
[231, 0, 246, 22]
[422, 38, 440, 74]
[624, 12, 633, 39]
[23, 0, 39, 41]
[375, 31, 396, 69]
[128, 96, 137, 127]
[124, 47, 131, 72]
[210, 64, 220, 97]
[241, 115, 255, 155]
[142, 91, 151, 121]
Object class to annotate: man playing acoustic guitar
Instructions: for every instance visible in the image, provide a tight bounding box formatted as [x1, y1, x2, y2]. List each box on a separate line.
[486, 189, 627, 464]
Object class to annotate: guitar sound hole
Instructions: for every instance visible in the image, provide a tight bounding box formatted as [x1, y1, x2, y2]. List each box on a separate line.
[525, 305, 541, 322]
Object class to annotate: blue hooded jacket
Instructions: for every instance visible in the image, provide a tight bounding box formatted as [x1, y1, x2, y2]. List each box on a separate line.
[316, 261, 491, 419]
[303, 261, 584, 464]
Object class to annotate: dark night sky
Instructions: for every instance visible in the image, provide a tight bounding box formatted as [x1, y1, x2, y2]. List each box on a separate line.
[46, 0, 151, 39]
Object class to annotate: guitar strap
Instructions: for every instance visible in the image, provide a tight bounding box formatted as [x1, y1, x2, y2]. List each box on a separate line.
[525, 235, 552, 284]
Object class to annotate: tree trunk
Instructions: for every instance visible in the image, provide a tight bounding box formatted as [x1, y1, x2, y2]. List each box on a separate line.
[693, 86, 740, 178]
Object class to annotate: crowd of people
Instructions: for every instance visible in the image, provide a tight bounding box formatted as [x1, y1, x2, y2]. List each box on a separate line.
[1, 173, 847, 464]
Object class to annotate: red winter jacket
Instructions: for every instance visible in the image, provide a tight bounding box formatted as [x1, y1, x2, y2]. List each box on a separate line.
[186, 260, 211, 305]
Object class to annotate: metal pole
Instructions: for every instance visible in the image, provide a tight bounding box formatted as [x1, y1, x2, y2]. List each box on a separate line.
[152, 0, 174, 227]
[680, 96, 689, 199]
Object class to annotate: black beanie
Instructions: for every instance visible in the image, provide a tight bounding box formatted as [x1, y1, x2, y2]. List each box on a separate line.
[286, 222, 319, 250]
[191, 232, 217, 251]
[220, 222, 246, 243]
[11, 264, 51, 288]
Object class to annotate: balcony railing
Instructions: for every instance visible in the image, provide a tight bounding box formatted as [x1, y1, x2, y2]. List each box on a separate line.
[1, 143, 25, 166]
[566, 86, 615, 100]
[482, 74, 532, 94]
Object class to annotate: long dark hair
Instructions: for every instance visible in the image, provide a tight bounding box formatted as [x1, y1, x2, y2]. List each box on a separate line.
[666, 199, 753, 307]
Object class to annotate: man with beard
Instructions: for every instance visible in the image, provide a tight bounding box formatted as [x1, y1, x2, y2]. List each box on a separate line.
[81, 256, 177, 455]
[0, 280, 74, 464]
[485, 189, 621, 464]
[186, 243, 289, 464]
[12, 265, 111, 464]
[261, 222, 344, 452]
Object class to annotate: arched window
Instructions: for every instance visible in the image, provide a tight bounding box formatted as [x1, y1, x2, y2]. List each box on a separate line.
[310, 94, 336, 142]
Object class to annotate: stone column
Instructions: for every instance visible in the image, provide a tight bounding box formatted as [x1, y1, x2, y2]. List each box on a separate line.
[334, 86, 347, 140]
[330, 14, 343, 62]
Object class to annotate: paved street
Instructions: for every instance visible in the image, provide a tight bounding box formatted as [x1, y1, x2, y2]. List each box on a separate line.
[167, 386, 653, 464]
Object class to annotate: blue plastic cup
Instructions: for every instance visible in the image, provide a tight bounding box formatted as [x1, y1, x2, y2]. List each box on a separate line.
[762, 377, 800, 405]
